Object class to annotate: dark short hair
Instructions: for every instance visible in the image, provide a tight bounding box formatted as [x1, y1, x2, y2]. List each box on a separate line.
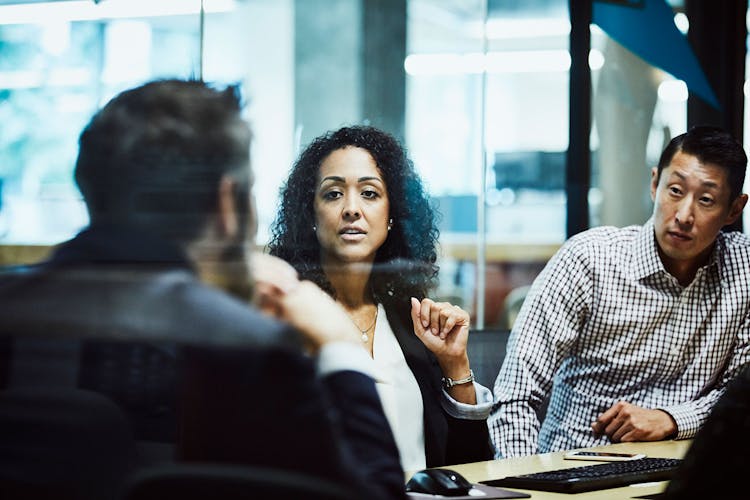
[75, 79, 252, 242]
[657, 125, 747, 202]
[267, 125, 440, 302]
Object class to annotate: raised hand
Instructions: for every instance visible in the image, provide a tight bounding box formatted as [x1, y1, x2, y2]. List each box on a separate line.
[410, 297, 476, 404]
[410, 297, 470, 359]
[250, 252, 300, 317]
[251, 252, 362, 351]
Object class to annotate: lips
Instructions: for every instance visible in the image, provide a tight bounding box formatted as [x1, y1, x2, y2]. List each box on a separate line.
[667, 230, 691, 242]
[338, 226, 366, 242]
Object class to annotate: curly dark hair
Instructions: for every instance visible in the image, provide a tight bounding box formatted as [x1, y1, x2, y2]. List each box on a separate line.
[267, 125, 440, 303]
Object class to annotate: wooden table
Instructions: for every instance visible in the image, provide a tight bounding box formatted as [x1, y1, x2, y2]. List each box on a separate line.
[407, 440, 693, 499]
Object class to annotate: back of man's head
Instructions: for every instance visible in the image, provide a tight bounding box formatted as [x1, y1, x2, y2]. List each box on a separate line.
[657, 125, 747, 202]
[75, 79, 252, 243]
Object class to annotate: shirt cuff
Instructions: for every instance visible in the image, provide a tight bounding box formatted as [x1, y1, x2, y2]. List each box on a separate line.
[660, 404, 699, 440]
[440, 382, 493, 420]
[316, 341, 376, 379]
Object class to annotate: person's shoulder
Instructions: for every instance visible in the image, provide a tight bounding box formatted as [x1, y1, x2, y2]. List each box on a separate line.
[0, 263, 299, 351]
[559, 224, 640, 256]
[567, 224, 640, 244]
[159, 272, 300, 349]
[718, 230, 750, 252]
[716, 231, 750, 281]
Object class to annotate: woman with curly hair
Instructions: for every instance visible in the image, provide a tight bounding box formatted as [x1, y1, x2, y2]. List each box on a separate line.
[267, 125, 493, 471]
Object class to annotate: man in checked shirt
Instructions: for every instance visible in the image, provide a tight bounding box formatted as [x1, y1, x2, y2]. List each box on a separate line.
[489, 125, 750, 457]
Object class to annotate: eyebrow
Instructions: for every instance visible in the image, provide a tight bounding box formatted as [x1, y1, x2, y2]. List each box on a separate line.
[319, 175, 384, 186]
[669, 171, 720, 190]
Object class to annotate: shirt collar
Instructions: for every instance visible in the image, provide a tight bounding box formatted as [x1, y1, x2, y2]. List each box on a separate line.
[631, 218, 663, 281]
[631, 217, 722, 282]
[50, 223, 193, 271]
[713, 232, 729, 283]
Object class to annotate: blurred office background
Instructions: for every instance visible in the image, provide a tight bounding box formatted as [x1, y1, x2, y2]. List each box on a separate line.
[0, 0, 747, 328]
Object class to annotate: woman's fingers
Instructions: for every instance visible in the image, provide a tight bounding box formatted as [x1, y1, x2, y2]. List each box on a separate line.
[412, 297, 469, 339]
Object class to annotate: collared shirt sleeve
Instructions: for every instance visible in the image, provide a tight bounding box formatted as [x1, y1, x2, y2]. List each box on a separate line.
[661, 309, 750, 440]
[440, 382, 493, 420]
[657, 234, 750, 440]
[316, 341, 376, 379]
[489, 240, 591, 457]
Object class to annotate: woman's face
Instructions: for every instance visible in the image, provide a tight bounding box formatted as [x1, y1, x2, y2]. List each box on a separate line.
[313, 146, 390, 267]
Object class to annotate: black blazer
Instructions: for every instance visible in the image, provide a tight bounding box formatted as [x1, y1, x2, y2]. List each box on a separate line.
[663, 362, 750, 499]
[383, 299, 494, 467]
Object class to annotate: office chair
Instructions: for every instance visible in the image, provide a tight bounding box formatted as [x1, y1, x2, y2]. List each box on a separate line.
[466, 328, 511, 389]
[78, 339, 178, 444]
[119, 463, 358, 500]
[467, 328, 549, 421]
[0, 386, 137, 500]
[498, 285, 531, 330]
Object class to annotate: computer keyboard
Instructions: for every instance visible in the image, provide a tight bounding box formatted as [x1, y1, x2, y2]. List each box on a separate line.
[479, 457, 683, 493]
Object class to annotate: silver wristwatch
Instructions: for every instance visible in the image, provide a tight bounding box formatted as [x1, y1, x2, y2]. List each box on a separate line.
[441, 369, 475, 389]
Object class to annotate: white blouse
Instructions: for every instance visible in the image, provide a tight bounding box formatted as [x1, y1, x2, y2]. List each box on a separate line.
[371, 304, 426, 471]
[368, 304, 494, 471]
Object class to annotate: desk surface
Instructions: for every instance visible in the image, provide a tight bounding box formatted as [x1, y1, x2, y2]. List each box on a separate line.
[409, 440, 692, 499]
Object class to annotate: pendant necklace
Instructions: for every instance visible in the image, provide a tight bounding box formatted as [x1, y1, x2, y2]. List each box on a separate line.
[355, 308, 378, 343]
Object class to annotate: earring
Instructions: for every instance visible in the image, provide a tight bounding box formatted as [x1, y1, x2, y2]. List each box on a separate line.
[313, 225, 317, 232]
[387, 218, 393, 231]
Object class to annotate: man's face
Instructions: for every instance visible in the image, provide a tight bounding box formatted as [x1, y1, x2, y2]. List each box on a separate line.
[209, 163, 256, 300]
[246, 168, 258, 244]
[650, 151, 746, 279]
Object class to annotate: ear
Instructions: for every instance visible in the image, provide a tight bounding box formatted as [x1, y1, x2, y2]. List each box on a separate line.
[217, 175, 239, 238]
[725, 193, 748, 226]
[650, 167, 659, 203]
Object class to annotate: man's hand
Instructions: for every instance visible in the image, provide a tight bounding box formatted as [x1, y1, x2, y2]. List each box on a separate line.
[276, 281, 362, 351]
[591, 401, 677, 443]
[250, 253, 361, 351]
[250, 252, 300, 317]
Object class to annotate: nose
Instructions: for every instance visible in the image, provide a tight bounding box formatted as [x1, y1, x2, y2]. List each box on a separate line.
[342, 194, 361, 220]
[674, 198, 694, 226]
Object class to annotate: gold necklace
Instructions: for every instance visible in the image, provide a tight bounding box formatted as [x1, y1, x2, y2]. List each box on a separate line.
[353, 307, 378, 343]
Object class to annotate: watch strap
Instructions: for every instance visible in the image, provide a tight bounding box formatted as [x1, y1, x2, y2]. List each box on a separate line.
[441, 369, 474, 389]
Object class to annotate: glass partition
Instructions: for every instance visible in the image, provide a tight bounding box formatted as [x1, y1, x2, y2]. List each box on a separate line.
[590, 10, 688, 233]
[406, 0, 569, 327]
[0, 0, 703, 327]
[0, 0, 217, 243]
[0, 4, 744, 496]
[745, 6, 750, 200]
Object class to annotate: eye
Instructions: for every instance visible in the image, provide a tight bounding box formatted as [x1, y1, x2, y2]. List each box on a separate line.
[699, 195, 715, 206]
[322, 190, 342, 201]
[668, 186, 683, 196]
[361, 188, 379, 199]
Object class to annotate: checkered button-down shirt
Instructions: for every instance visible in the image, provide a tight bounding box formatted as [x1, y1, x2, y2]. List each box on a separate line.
[489, 219, 750, 457]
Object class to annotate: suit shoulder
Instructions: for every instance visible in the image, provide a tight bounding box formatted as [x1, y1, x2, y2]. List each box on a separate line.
[151, 272, 300, 349]
[0, 265, 299, 350]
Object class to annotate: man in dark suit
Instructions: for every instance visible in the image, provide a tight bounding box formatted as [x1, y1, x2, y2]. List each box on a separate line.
[0, 79, 405, 500]
[662, 362, 750, 499]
